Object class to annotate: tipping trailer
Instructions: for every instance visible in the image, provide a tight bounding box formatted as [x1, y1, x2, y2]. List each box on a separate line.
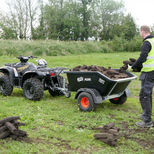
[65, 70, 137, 111]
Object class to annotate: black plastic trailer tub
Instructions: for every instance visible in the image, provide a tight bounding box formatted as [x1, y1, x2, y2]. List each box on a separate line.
[65, 70, 137, 111]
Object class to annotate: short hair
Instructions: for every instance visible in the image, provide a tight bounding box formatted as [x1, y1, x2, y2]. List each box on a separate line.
[140, 25, 150, 33]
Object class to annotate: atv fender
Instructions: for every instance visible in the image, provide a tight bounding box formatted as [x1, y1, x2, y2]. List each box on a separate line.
[75, 88, 103, 104]
[21, 71, 47, 86]
[0, 67, 15, 85]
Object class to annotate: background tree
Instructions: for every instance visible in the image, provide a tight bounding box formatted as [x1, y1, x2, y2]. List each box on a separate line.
[0, 0, 137, 41]
[33, 0, 46, 39]
[79, 0, 92, 40]
[0, 13, 18, 39]
[0, 0, 38, 39]
[8, 0, 29, 39]
[120, 14, 137, 40]
[27, 0, 38, 39]
[95, 0, 124, 40]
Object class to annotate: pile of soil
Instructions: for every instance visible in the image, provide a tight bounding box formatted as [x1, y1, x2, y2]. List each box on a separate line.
[0, 116, 27, 140]
[71, 65, 129, 79]
[94, 123, 120, 146]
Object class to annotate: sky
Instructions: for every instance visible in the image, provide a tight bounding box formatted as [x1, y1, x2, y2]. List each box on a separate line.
[123, 0, 154, 27]
[0, 0, 154, 27]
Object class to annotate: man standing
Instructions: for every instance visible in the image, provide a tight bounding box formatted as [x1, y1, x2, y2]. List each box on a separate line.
[132, 25, 154, 128]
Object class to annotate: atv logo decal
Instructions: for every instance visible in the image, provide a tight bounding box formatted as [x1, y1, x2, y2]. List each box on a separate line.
[98, 78, 105, 84]
[84, 78, 91, 81]
[77, 77, 91, 82]
[17, 65, 29, 72]
[77, 77, 83, 82]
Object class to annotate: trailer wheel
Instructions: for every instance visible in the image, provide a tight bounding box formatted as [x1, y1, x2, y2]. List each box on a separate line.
[78, 92, 95, 111]
[109, 93, 127, 104]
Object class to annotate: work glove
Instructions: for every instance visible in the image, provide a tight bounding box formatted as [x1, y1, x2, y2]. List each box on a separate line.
[127, 64, 132, 71]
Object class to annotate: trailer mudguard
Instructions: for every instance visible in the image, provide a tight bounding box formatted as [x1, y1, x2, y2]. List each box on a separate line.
[75, 88, 103, 104]
[124, 87, 131, 97]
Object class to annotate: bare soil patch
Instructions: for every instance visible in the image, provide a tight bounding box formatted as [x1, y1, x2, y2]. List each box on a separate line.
[118, 121, 154, 150]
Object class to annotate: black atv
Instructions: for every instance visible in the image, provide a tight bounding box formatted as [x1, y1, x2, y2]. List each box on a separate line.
[0, 56, 70, 101]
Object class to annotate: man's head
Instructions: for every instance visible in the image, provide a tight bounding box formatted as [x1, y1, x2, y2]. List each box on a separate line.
[140, 25, 151, 39]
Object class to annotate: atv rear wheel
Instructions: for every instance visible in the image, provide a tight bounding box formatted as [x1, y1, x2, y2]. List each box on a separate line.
[0, 73, 13, 96]
[78, 92, 95, 112]
[23, 78, 43, 101]
[109, 92, 127, 104]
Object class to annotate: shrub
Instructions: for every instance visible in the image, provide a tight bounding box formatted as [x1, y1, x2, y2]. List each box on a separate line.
[110, 36, 127, 51]
[110, 36, 142, 52]
[0, 38, 141, 57]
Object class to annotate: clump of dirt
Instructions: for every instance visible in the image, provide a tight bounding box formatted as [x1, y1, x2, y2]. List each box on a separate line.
[94, 121, 154, 148]
[120, 58, 139, 72]
[0, 116, 27, 140]
[93, 123, 120, 146]
[71, 65, 129, 79]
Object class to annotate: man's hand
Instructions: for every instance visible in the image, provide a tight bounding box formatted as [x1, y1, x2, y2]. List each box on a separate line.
[128, 65, 142, 72]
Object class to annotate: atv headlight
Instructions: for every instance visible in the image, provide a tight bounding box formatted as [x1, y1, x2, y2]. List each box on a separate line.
[37, 59, 47, 67]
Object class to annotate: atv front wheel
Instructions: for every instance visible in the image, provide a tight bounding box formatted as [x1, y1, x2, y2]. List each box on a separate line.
[23, 78, 43, 101]
[0, 73, 13, 96]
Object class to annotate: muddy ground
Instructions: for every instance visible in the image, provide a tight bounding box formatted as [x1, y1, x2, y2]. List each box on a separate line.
[2, 121, 153, 150]
[118, 121, 154, 149]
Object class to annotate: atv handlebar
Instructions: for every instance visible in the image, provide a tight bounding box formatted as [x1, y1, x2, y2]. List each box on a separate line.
[17, 56, 37, 63]
[29, 56, 37, 59]
[17, 56, 37, 59]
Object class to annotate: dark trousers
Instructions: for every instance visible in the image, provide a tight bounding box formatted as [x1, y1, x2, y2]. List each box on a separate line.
[139, 72, 154, 123]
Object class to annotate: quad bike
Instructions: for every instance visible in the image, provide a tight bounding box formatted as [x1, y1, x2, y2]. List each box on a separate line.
[0, 56, 70, 101]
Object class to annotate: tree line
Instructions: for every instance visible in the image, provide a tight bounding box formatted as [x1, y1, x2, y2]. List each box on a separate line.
[0, 0, 138, 41]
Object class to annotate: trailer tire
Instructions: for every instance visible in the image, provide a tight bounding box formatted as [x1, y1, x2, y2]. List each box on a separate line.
[109, 93, 127, 104]
[23, 78, 43, 101]
[78, 92, 95, 112]
[0, 73, 13, 96]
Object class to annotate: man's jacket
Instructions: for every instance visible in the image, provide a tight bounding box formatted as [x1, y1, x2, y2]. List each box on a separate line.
[132, 35, 154, 72]
[132, 35, 154, 82]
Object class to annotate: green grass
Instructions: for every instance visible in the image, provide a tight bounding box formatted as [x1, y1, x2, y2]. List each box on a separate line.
[0, 52, 154, 154]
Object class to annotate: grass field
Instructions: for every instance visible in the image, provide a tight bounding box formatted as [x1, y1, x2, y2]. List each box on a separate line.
[0, 52, 154, 154]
